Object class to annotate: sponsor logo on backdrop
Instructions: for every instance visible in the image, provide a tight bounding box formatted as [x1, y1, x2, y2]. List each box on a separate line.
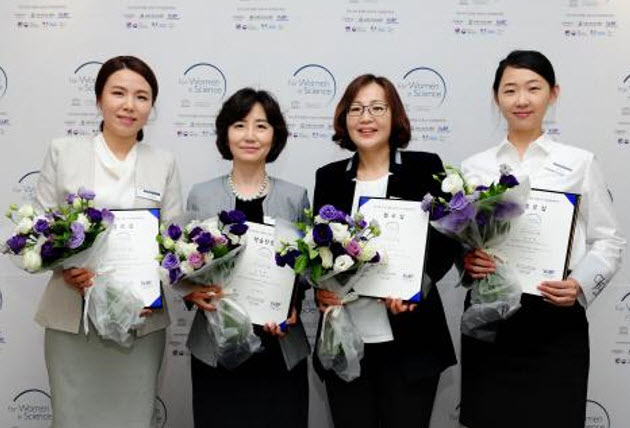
[398, 67, 446, 111]
[179, 63, 227, 106]
[152, 396, 168, 428]
[12, 171, 41, 204]
[288, 64, 336, 109]
[65, 61, 102, 137]
[0, 65, 7, 100]
[6, 389, 52, 424]
[585, 400, 610, 428]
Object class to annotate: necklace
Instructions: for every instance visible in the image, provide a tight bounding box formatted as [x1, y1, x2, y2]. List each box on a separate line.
[228, 171, 269, 201]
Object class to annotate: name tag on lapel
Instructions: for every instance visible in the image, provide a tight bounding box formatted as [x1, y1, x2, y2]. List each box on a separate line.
[136, 188, 162, 202]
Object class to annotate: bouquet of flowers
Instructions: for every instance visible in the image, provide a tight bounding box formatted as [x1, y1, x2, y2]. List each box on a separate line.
[421, 165, 530, 342]
[2, 187, 114, 272]
[275, 204, 384, 381]
[1, 188, 148, 347]
[158, 210, 259, 369]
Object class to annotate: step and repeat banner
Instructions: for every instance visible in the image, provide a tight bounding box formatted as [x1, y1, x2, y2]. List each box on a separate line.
[1, 1, 629, 427]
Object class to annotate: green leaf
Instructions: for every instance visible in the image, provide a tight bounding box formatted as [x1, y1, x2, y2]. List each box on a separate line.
[311, 263, 323, 282]
[308, 246, 319, 260]
[294, 255, 308, 274]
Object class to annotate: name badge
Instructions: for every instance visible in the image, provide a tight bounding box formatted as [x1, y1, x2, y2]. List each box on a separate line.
[136, 188, 161, 202]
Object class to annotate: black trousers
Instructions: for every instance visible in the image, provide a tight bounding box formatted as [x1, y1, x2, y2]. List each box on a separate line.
[322, 341, 440, 428]
[460, 293, 589, 428]
[191, 336, 308, 428]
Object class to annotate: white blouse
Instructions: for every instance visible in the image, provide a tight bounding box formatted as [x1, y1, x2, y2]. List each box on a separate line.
[93, 133, 137, 209]
[348, 174, 394, 344]
[462, 134, 626, 307]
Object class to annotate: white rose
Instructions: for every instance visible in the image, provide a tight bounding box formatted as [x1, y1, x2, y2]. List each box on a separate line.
[200, 219, 219, 232]
[358, 241, 377, 262]
[441, 174, 464, 195]
[303, 231, 316, 248]
[329, 222, 350, 243]
[175, 241, 197, 258]
[23, 249, 42, 272]
[227, 233, 242, 245]
[17, 204, 35, 220]
[333, 254, 354, 273]
[72, 198, 82, 209]
[76, 213, 91, 229]
[180, 261, 194, 276]
[163, 237, 175, 250]
[318, 247, 333, 269]
[16, 217, 34, 234]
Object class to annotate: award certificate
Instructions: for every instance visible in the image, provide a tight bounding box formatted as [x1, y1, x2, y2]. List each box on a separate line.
[99, 209, 162, 308]
[228, 222, 296, 326]
[497, 189, 580, 295]
[354, 197, 430, 302]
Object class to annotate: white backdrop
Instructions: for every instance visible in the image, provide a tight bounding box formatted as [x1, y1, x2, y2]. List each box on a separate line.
[1, 1, 629, 427]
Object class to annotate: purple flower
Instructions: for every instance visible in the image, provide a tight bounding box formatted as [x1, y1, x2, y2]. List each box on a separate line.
[229, 223, 249, 236]
[449, 191, 471, 212]
[169, 267, 183, 284]
[167, 224, 182, 240]
[284, 249, 301, 269]
[344, 240, 362, 258]
[33, 219, 50, 235]
[312, 223, 333, 247]
[421, 194, 434, 212]
[161, 252, 180, 270]
[219, 210, 247, 225]
[67, 222, 85, 249]
[41, 241, 62, 262]
[318, 205, 339, 221]
[476, 185, 490, 192]
[429, 204, 448, 221]
[189, 226, 203, 240]
[194, 232, 215, 253]
[498, 174, 519, 188]
[85, 207, 102, 223]
[65, 193, 77, 204]
[6, 235, 27, 254]
[370, 252, 381, 263]
[77, 187, 96, 201]
[344, 215, 354, 226]
[436, 204, 476, 234]
[493, 201, 524, 220]
[356, 219, 367, 229]
[330, 242, 345, 258]
[188, 252, 204, 269]
[275, 252, 287, 267]
[101, 209, 114, 225]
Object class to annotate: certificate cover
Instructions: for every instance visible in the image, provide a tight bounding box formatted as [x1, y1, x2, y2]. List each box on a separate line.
[99, 209, 163, 308]
[228, 221, 297, 327]
[353, 197, 430, 302]
[498, 188, 580, 295]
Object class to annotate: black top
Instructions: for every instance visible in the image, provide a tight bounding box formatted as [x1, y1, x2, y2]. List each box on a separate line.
[312, 150, 459, 382]
[235, 196, 265, 224]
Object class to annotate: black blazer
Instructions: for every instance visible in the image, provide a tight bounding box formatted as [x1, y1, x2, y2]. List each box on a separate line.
[312, 149, 458, 383]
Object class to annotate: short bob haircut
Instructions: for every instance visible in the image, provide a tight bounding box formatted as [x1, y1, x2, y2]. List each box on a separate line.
[94, 56, 158, 142]
[332, 74, 411, 151]
[492, 50, 556, 97]
[215, 88, 288, 163]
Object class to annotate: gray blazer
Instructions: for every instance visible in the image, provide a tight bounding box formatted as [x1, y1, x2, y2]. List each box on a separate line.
[34, 136, 183, 336]
[186, 175, 311, 370]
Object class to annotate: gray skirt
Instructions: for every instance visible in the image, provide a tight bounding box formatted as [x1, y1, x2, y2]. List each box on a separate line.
[45, 324, 165, 428]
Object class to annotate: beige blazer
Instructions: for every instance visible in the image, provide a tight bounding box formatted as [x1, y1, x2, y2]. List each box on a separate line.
[33, 136, 183, 336]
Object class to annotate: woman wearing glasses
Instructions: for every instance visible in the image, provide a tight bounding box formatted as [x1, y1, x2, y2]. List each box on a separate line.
[312, 74, 459, 427]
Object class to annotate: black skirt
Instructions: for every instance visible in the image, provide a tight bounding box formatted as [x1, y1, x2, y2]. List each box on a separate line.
[191, 330, 308, 428]
[459, 293, 589, 428]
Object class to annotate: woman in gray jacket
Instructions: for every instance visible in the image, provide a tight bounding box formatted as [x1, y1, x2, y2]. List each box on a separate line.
[185, 88, 310, 428]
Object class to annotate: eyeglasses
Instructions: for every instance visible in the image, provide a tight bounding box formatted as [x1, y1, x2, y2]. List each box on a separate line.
[347, 102, 389, 117]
